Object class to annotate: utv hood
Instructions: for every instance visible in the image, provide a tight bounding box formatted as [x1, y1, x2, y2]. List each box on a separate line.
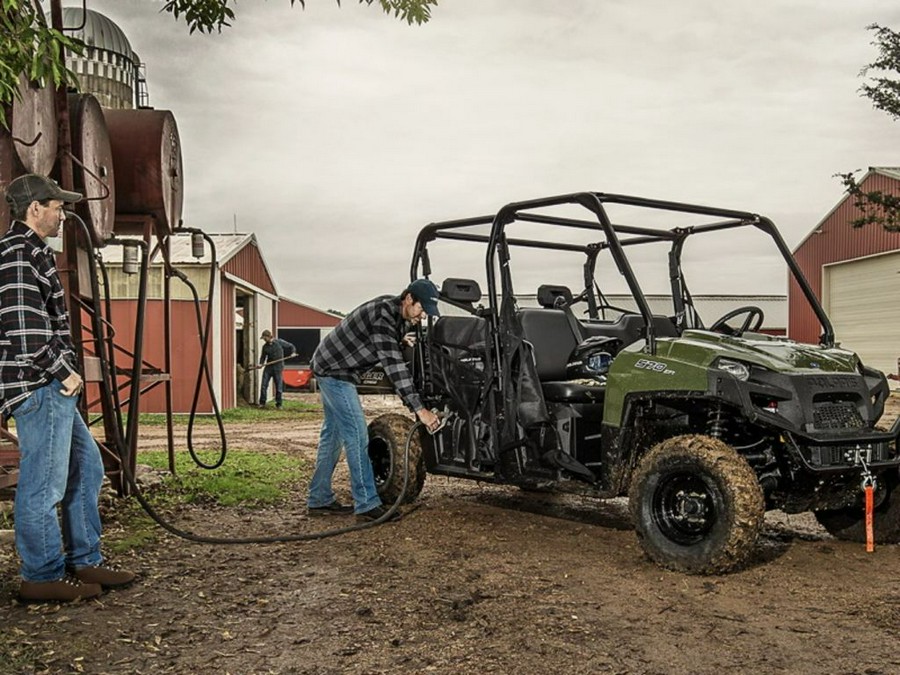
[670, 330, 862, 374]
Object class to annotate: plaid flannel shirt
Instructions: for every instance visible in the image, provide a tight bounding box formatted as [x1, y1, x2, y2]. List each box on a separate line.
[0, 221, 78, 417]
[312, 294, 423, 412]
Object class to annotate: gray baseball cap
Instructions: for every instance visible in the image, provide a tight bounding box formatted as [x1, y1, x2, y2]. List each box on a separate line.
[5, 174, 82, 212]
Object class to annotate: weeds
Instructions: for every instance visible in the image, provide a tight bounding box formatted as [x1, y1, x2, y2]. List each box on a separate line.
[103, 450, 310, 554]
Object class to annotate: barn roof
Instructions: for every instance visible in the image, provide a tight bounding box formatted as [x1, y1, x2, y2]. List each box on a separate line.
[793, 166, 900, 252]
[101, 232, 255, 265]
[100, 232, 280, 295]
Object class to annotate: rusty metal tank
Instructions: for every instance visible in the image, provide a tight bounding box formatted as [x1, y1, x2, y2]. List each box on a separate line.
[67, 93, 116, 244]
[104, 109, 183, 234]
[0, 127, 18, 236]
[11, 75, 58, 176]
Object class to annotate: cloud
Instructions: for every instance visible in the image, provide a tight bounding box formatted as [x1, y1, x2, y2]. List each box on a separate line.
[78, 0, 900, 311]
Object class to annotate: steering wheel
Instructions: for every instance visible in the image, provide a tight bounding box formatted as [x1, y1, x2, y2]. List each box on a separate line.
[709, 306, 764, 337]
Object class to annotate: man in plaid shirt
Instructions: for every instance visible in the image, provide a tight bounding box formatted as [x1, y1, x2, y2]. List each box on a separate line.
[308, 279, 441, 521]
[2, 174, 134, 602]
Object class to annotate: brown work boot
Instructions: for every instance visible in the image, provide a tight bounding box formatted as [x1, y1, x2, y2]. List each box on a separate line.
[19, 577, 102, 603]
[71, 566, 136, 589]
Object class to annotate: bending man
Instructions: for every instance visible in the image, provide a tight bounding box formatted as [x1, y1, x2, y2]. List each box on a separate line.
[307, 279, 441, 521]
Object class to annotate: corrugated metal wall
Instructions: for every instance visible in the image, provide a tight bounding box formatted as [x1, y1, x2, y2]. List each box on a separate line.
[790, 173, 900, 343]
[222, 241, 276, 295]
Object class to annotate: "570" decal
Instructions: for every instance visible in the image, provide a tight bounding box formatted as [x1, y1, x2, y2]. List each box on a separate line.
[635, 359, 676, 375]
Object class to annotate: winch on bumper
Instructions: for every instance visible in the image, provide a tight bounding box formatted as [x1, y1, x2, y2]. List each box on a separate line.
[709, 365, 900, 475]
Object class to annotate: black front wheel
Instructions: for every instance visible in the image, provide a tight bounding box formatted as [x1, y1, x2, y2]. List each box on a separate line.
[367, 413, 427, 505]
[629, 435, 765, 574]
[814, 473, 900, 543]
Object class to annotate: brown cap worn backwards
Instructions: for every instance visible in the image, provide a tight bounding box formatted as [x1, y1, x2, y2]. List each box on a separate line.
[5, 174, 83, 212]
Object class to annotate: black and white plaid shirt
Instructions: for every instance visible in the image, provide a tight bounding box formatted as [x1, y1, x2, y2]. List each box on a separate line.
[0, 221, 78, 417]
[312, 295, 423, 412]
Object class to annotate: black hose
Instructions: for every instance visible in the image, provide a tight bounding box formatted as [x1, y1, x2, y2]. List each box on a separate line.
[67, 218, 417, 542]
[170, 228, 228, 470]
[123, 418, 421, 543]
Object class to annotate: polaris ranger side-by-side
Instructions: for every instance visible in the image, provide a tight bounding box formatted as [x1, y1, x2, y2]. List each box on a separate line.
[363, 192, 900, 573]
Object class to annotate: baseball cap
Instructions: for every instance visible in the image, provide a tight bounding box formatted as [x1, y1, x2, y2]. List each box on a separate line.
[406, 278, 440, 317]
[260, 329, 272, 339]
[5, 174, 83, 212]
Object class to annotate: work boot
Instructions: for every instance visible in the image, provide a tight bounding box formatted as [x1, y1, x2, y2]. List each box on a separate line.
[19, 577, 102, 603]
[356, 505, 402, 523]
[71, 565, 136, 589]
[307, 501, 354, 516]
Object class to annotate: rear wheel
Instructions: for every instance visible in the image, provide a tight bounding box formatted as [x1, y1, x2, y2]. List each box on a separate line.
[629, 434, 765, 574]
[367, 413, 427, 505]
[814, 473, 900, 543]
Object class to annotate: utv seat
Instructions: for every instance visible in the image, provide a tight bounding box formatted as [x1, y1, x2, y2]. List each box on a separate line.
[518, 307, 604, 404]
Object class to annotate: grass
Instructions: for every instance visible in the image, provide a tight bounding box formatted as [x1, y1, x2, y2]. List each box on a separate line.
[103, 449, 310, 554]
[135, 399, 321, 426]
[0, 630, 47, 675]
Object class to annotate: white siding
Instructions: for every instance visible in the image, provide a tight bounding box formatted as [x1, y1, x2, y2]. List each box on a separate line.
[823, 251, 900, 377]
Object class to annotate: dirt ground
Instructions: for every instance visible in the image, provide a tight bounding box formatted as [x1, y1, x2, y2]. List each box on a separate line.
[2, 394, 900, 675]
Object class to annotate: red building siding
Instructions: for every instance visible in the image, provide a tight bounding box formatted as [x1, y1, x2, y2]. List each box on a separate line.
[222, 242, 276, 295]
[790, 172, 900, 344]
[97, 300, 213, 414]
[278, 298, 341, 327]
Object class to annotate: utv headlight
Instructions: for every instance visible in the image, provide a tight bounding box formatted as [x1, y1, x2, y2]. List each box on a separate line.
[716, 358, 750, 381]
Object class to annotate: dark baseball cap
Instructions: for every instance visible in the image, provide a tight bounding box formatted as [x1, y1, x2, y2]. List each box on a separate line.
[5, 174, 82, 212]
[406, 278, 441, 317]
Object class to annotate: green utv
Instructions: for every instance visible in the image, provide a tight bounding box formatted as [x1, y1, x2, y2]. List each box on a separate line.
[363, 192, 900, 574]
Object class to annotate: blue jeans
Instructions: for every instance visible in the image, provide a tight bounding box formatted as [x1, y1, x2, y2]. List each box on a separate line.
[259, 367, 284, 407]
[307, 376, 381, 514]
[13, 384, 105, 582]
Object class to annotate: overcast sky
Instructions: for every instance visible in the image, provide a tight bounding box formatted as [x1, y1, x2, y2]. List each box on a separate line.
[78, 0, 900, 312]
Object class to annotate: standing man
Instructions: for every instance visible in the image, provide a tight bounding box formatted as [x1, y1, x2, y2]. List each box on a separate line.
[2, 174, 134, 602]
[307, 279, 441, 521]
[258, 329, 296, 409]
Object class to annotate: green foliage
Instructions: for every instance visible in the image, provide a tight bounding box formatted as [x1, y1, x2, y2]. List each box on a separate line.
[135, 399, 321, 426]
[860, 24, 900, 121]
[139, 449, 308, 507]
[838, 171, 900, 232]
[0, 0, 436, 125]
[0, 629, 47, 675]
[163, 1, 437, 33]
[840, 24, 900, 231]
[105, 449, 309, 553]
[0, 0, 82, 127]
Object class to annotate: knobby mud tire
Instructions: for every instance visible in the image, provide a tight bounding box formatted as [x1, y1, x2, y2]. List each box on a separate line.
[814, 473, 900, 544]
[367, 413, 427, 505]
[629, 434, 765, 575]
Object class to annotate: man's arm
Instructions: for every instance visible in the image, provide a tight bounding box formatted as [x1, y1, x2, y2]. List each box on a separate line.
[371, 309, 423, 412]
[277, 338, 296, 358]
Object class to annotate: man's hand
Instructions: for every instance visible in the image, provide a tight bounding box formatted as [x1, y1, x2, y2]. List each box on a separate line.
[60, 372, 83, 397]
[402, 333, 416, 348]
[416, 408, 441, 434]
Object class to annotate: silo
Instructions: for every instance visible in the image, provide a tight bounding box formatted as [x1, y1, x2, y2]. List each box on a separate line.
[61, 7, 141, 110]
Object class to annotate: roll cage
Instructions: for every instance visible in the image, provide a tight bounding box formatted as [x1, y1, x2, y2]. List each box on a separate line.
[410, 191, 833, 353]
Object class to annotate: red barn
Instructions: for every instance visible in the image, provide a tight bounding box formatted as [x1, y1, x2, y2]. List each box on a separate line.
[791, 167, 900, 377]
[101, 233, 280, 413]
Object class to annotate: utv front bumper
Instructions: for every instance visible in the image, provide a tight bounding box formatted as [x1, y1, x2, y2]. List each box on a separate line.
[710, 367, 900, 475]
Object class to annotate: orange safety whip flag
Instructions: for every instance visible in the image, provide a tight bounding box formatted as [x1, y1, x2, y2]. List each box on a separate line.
[864, 480, 875, 553]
